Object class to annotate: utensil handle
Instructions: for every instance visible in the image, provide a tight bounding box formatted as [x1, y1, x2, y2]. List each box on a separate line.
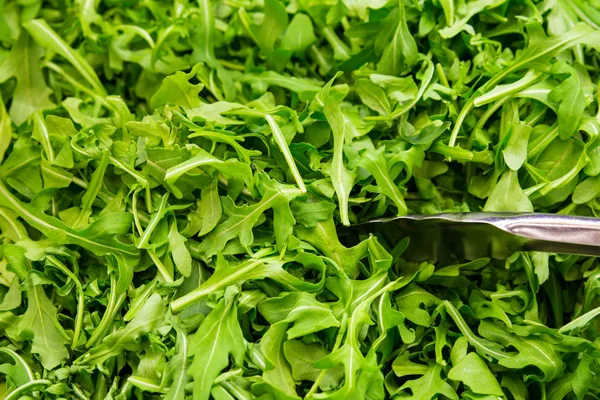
[495, 214, 600, 255]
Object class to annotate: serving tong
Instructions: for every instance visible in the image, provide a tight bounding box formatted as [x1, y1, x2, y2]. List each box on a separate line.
[345, 213, 600, 261]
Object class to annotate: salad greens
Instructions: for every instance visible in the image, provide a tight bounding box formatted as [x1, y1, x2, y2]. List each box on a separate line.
[1, 0, 600, 399]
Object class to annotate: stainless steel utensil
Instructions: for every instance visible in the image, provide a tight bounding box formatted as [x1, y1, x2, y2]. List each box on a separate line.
[344, 213, 600, 261]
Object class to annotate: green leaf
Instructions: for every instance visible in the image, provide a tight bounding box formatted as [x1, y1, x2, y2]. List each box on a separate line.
[503, 122, 532, 171]
[396, 284, 441, 327]
[395, 363, 458, 399]
[151, 64, 204, 109]
[358, 147, 408, 215]
[532, 137, 584, 206]
[164, 148, 252, 199]
[78, 293, 166, 365]
[73, 149, 110, 229]
[164, 322, 189, 400]
[290, 196, 336, 228]
[243, 71, 322, 102]
[443, 301, 509, 361]
[17, 284, 69, 370]
[0, 347, 35, 390]
[295, 218, 368, 278]
[479, 320, 564, 381]
[0, 32, 55, 125]
[548, 67, 587, 140]
[400, 119, 450, 145]
[280, 14, 317, 52]
[188, 289, 246, 400]
[370, 74, 418, 103]
[377, 0, 418, 76]
[324, 98, 356, 226]
[198, 175, 300, 258]
[171, 252, 326, 312]
[558, 305, 600, 334]
[238, 0, 289, 67]
[265, 113, 307, 192]
[313, 294, 386, 399]
[0, 278, 21, 311]
[572, 175, 600, 204]
[23, 19, 106, 96]
[355, 79, 391, 116]
[190, 0, 217, 67]
[258, 292, 339, 338]
[439, 0, 507, 38]
[0, 182, 139, 259]
[448, 353, 504, 396]
[283, 340, 343, 390]
[255, 322, 299, 398]
[484, 170, 533, 212]
[168, 221, 192, 277]
[198, 180, 222, 236]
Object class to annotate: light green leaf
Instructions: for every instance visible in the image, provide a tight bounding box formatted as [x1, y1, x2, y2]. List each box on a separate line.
[280, 14, 317, 52]
[324, 99, 356, 226]
[0, 33, 55, 125]
[188, 289, 246, 400]
[24, 19, 106, 96]
[484, 170, 533, 212]
[448, 353, 504, 396]
[17, 284, 69, 370]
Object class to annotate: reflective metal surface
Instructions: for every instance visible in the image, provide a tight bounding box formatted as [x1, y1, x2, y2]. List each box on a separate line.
[343, 213, 600, 261]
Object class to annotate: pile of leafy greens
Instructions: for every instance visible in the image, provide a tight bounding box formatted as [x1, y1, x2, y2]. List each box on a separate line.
[1, 0, 600, 398]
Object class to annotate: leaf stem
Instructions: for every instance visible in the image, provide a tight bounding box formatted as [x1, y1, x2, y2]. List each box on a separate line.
[43, 61, 109, 106]
[148, 249, 174, 283]
[170, 258, 266, 312]
[5, 379, 52, 400]
[33, 113, 55, 163]
[86, 274, 126, 347]
[0, 348, 35, 381]
[306, 313, 348, 399]
[265, 114, 307, 193]
[430, 142, 494, 164]
[444, 301, 508, 360]
[137, 193, 170, 248]
[559, 305, 600, 334]
[46, 255, 85, 348]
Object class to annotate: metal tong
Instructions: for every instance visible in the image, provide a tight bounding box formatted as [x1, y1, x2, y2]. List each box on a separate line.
[345, 213, 600, 261]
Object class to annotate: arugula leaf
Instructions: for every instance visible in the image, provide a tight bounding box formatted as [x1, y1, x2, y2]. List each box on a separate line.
[295, 218, 368, 278]
[163, 322, 189, 400]
[448, 352, 504, 396]
[190, 0, 218, 67]
[23, 19, 106, 97]
[0, 33, 54, 125]
[164, 147, 252, 199]
[78, 293, 166, 366]
[377, 0, 418, 76]
[253, 322, 299, 398]
[258, 292, 339, 339]
[324, 98, 356, 226]
[484, 170, 534, 212]
[358, 147, 408, 216]
[479, 320, 564, 381]
[188, 288, 246, 400]
[18, 282, 70, 370]
[283, 340, 343, 391]
[151, 64, 204, 110]
[198, 175, 301, 258]
[281, 14, 317, 53]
